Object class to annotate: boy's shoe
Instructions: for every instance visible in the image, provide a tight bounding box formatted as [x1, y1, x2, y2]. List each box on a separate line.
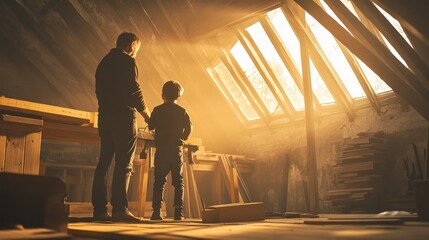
[112, 209, 143, 222]
[150, 210, 163, 220]
[174, 208, 184, 221]
[93, 211, 111, 221]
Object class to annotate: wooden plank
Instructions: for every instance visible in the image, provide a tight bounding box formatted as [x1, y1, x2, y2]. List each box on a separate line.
[43, 121, 99, 145]
[23, 131, 42, 175]
[291, 0, 429, 121]
[4, 130, 26, 173]
[0, 96, 94, 125]
[1, 114, 43, 127]
[229, 166, 239, 203]
[0, 129, 6, 172]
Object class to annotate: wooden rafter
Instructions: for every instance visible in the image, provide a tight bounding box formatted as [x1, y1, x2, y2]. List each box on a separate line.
[237, 28, 296, 120]
[292, 0, 429, 121]
[259, 15, 323, 112]
[283, 4, 355, 120]
[372, 0, 429, 47]
[323, 0, 429, 101]
[402, 28, 429, 66]
[352, 0, 429, 84]
[217, 47, 270, 125]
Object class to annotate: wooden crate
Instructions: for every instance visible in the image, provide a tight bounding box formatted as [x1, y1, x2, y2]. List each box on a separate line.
[0, 114, 43, 175]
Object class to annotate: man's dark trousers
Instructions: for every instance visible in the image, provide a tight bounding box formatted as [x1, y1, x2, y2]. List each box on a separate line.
[92, 113, 137, 213]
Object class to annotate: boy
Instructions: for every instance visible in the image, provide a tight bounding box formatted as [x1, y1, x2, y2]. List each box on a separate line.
[148, 80, 192, 220]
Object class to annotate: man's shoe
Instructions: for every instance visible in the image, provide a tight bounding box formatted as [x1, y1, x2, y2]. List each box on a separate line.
[112, 209, 142, 222]
[174, 208, 184, 221]
[150, 210, 163, 220]
[93, 212, 111, 221]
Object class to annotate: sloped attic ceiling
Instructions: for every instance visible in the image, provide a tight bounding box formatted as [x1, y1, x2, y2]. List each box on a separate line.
[0, 0, 428, 152]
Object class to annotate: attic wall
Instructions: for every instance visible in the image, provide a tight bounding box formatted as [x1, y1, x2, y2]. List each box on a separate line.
[0, 0, 246, 153]
[238, 101, 428, 213]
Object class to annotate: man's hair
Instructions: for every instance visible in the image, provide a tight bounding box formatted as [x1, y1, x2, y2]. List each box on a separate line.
[116, 32, 139, 48]
[162, 81, 184, 101]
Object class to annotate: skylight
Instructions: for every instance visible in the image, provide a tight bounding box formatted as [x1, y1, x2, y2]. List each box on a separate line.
[206, 3, 404, 125]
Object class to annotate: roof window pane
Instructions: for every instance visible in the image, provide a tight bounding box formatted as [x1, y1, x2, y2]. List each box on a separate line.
[208, 62, 260, 120]
[267, 8, 302, 75]
[356, 58, 392, 94]
[230, 41, 279, 113]
[246, 22, 305, 110]
[310, 60, 336, 104]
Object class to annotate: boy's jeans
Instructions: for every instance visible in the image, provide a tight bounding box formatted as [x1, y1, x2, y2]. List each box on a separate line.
[152, 146, 184, 211]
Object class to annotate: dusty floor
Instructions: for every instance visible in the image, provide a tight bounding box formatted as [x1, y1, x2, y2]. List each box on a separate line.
[68, 214, 429, 240]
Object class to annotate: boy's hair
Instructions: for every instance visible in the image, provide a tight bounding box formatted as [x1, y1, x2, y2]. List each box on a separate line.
[116, 32, 139, 48]
[162, 81, 184, 101]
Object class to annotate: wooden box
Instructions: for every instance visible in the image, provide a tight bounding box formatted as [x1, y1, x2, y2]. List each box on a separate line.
[202, 202, 265, 223]
[0, 114, 43, 175]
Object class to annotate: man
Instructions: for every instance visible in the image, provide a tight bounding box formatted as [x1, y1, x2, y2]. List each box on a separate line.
[92, 32, 150, 222]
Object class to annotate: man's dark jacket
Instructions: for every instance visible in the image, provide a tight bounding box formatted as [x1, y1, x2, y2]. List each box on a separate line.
[95, 48, 146, 118]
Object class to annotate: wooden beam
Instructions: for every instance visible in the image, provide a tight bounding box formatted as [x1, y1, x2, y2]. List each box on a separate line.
[352, 0, 429, 83]
[300, 21, 319, 213]
[323, 0, 429, 101]
[259, 16, 323, 111]
[402, 28, 429, 66]
[372, 0, 429, 47]
[237, 28, 296, 119]
[283, 5, 355, 120]
[292, 0, 429, 120]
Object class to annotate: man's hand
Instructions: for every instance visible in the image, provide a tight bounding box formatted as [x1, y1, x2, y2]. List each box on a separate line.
[139, 108, 150, 124]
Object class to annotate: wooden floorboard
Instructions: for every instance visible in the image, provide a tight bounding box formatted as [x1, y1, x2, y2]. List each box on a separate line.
[68, 214, 429, 240]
